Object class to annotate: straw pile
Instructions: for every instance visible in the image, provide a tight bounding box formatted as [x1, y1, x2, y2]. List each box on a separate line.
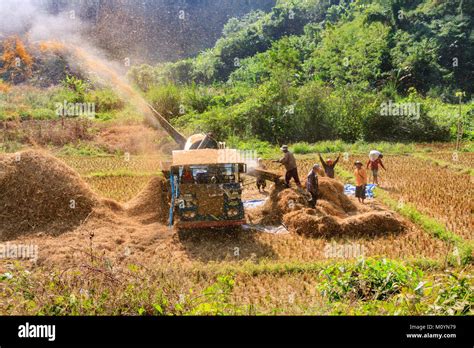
[254, 177, 403, 237]
[126, 176, 170, 224]
[0, 150, 99, 240]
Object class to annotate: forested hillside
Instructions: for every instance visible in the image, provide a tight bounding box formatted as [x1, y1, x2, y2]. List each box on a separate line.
[129, 0, 474, 144]
[0, 0, 276, 62]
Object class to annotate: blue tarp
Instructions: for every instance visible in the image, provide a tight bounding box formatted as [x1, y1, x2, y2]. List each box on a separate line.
[243, 199, 267, 209]
[344, 184, 376, 198]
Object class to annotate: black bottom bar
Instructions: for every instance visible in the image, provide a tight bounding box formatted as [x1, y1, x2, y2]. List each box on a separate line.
[0, 316, 472, 346]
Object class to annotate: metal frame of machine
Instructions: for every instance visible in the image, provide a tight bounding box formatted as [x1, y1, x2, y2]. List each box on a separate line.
[167, 149, 247, 229]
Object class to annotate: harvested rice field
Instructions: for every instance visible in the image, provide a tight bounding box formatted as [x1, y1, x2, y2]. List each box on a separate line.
[0, 149, 471, 316]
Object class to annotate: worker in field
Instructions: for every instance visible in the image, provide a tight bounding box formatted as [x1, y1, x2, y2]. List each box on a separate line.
[315, 164, 326, 177]
[366, 151, 386, 185]
[273, 145, 301, 188]
[354, 160, 367, 204]
[306, 164, 320, 208]
[318, 153, 341, 178]
[256, 158, 267, 192]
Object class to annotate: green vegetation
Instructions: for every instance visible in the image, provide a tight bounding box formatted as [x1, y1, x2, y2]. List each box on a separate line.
[0, 140, 23, 153]
[62, 75, 88, 100]
[1, 258, 470, 315]
[3, 1, 472, 148]
[329, 269, 473, 315]
[0, 76, 125, 121]
[319, 258, 422, 301]
[1, 0, 472, 318]
[57, 143, 111, 157]
[224, 139, 418, 158]
[290, 140, 417, 155]
[85, 88, 125, 113]
[128, 0, 473, 145]
[427, 272, 473, 315]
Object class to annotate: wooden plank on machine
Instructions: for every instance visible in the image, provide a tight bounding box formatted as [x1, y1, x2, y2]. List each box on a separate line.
[172, 149, 245, 166]
[247, 167, 283, 182]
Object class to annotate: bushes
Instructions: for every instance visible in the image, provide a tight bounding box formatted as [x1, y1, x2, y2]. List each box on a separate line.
[146, 82, 223, 121]
[182, 85, 216, 114]
[292, 81, 335, 142]
[362, 91, 451, 142]
[319, 259, 423, 301]
[85, 89, 124, 113]
[30, 108, 56, 120]
[306, 14, 390, 88]
[0, 85, 126, 122]
[172, 79, 451, 145]
[362, 110, 450, 142]
[226, 136, 277, 157]
[129, 0, 470, 144]
[173, 106, 230, 140]
[428, 273, 473, 315]
[291, 142, 316, 154]
[48, 86, 125, 119]
[51, 87, 83, 105]
[221, 139, 418, 157]
[61, 75, 88, 102]
[349, 141, 415, 154]
[128, 64, 160, 91]
[291, 140, 347, 154]
[0, 86, 60, 120]
[146, 84, 181, 119]
[54, 77, 124, 115]
[58, 143, 111, 157]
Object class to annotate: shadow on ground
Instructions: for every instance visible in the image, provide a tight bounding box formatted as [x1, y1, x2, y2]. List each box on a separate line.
[176, 227, 277, 263]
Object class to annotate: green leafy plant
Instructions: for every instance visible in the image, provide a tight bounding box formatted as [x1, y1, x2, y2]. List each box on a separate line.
[189, 274, 237, 315]
[63, 75, 87, 92]
[319, 259, 423, 301]
[85, 88, 124, 112]
[428, 273, 473, 315]
[58, 143, 110, 157]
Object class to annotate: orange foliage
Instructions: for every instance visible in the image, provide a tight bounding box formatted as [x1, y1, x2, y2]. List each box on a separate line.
[38, 40, 66, 54]
[0, 36, 33, 79]
[0, 80, 11, 93]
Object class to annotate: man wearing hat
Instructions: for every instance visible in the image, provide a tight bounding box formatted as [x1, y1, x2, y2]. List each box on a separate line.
[354, 160, 368, 204]
[306, 164, 320, 208]
[273, 145, 301, 188]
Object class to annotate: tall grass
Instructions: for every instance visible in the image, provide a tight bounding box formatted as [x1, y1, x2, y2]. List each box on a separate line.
[231, 139, 418, 157]
[57, 143, 111, 157]
[1, 257, 468, 315]
[290, 141, 416, 155]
